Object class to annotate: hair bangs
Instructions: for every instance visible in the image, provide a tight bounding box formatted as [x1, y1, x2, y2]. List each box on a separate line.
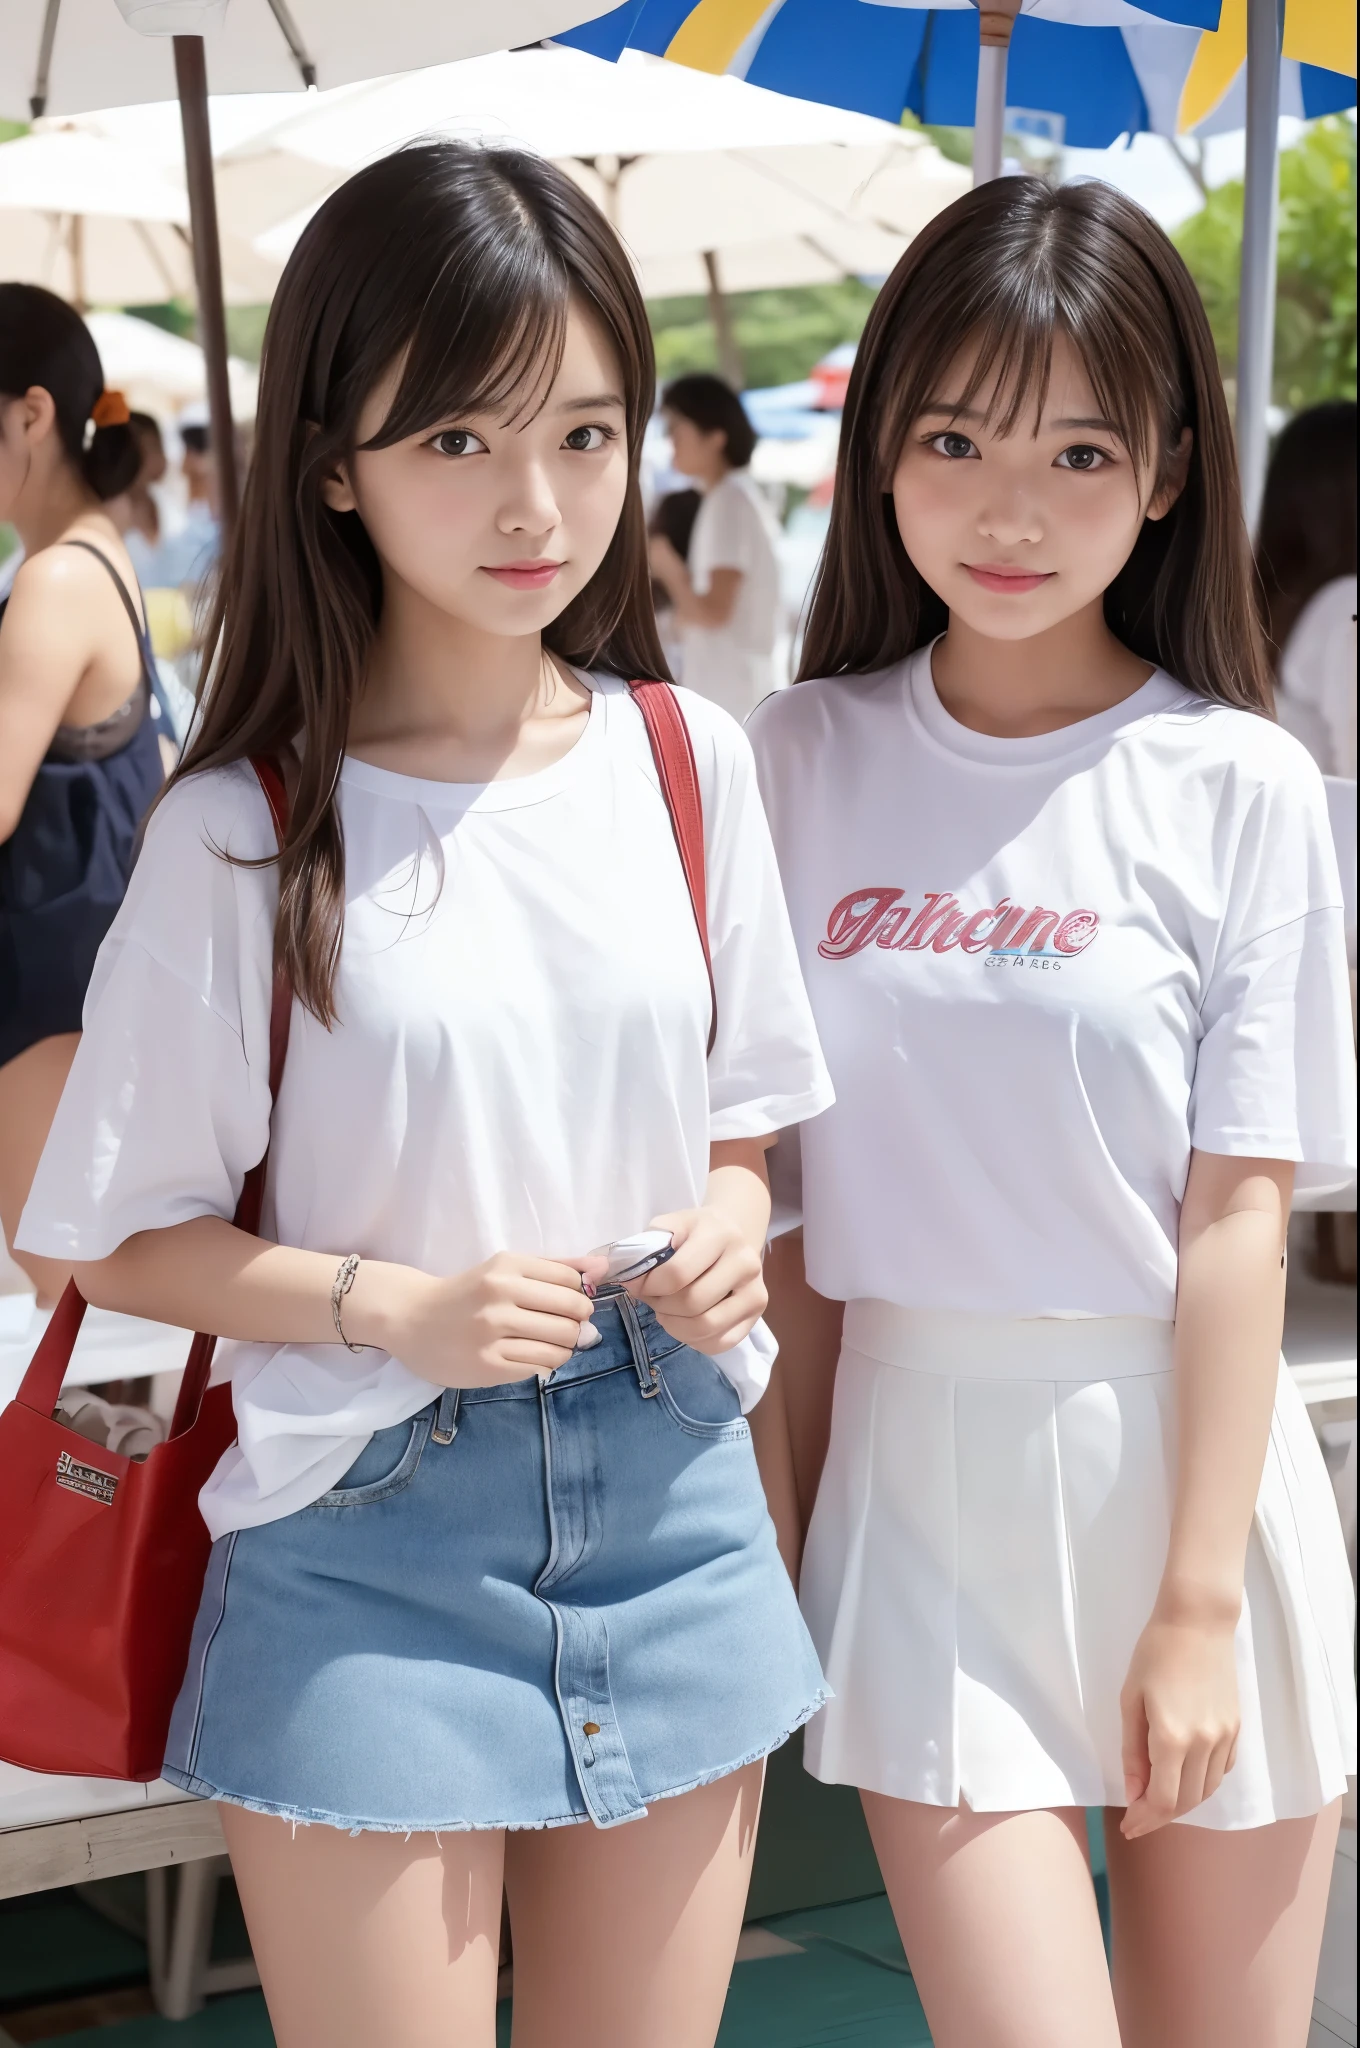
[365, 233, 571, 453]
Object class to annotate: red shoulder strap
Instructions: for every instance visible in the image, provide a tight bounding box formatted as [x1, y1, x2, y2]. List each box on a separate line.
[628, 681, 716, 1055]
[17, 756, 295, 1433]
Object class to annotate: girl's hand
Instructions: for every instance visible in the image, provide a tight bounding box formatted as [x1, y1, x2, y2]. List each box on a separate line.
[1118, 1608, 1240, 1838]
[357, 1252, 596, 1388]
[631, 1206, 767, 1354]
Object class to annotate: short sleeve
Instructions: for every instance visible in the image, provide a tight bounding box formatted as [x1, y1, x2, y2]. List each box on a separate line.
[675, 687, 834, 1142]
[1190, 741, 1356, 1195]
[692, 480, 755, 583]
[17, 766, 278, 1261]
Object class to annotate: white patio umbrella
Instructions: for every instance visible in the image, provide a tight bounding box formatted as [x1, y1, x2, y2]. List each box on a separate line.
[0, 125, 281, 306]
[0, 1, 623, 535]
[84, 308, 259, 419]
[242, 46, 970, 384]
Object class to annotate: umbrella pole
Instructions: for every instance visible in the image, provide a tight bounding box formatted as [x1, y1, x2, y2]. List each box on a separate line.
[173, 35, 239, 542]
[972, 1, 1020, 186]
[1235, 0, 1284, 532]
[703, 251, 745, 391]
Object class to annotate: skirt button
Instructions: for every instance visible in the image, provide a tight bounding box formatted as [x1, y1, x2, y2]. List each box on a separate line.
[582, 1721, 601, 1736]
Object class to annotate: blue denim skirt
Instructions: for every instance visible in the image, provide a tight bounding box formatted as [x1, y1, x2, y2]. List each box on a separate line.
[163, 1294, 827, 1832]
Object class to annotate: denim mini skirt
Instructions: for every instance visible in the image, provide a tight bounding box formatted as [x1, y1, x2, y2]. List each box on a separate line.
[163, 1294, 827, 1832]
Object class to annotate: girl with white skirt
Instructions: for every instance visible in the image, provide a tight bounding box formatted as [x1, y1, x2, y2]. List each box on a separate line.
[748, 175, 1356, 2048]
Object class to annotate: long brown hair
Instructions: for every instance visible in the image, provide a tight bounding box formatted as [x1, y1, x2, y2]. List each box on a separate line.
[1255, 399, 1357, 661]
[172, 142, 667, 1023]
[798, 176, 1272, 714]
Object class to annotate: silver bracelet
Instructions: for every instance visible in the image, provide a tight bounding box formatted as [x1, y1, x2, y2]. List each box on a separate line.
[331, 1253, 366, 1352]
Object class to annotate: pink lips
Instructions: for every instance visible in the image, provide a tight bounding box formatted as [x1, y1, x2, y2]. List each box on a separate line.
[482, 560, 564, 590]
[965, 563, 1054, 595]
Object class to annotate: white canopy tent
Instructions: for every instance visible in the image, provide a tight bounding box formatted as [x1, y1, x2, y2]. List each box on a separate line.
[241, 46, 969, 381]
[84, 308, 259, 420]
[0, 125, 282, 307]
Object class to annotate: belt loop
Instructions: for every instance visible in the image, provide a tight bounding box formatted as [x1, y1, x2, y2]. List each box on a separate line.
[431, 1387, 460, 1445]
[615, 1293, 659, 1397]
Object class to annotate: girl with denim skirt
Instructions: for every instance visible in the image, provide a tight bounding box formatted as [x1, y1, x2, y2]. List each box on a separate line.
[750, 179, 1355, 2048]
[18, 143, 832, 2048]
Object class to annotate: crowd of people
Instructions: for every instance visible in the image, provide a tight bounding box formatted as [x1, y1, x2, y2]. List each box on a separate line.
[0, 141, 1356, 2048]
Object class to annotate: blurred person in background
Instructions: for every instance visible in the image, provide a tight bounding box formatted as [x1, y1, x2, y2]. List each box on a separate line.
[110, 410, 168, 554]
[1257, 399, 1357, 779]
[648, 484, 701, 680]
[650, 373, 782, 719]
[0, 284, 164, 1309]
[132, 409, 222, 593]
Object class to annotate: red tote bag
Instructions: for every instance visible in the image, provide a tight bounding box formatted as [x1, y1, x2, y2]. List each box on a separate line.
[0, 687, 710, 1785]
[0, 756, 292, 1782]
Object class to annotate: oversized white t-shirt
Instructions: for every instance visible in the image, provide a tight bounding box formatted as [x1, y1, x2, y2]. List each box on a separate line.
[20, 677, 833, 1535]
[681, 471, 782, 721]
[748, 644, 1356, 1320]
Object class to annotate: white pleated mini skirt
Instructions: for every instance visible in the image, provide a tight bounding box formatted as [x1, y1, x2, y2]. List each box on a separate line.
[801, 1305, 1356, 1830]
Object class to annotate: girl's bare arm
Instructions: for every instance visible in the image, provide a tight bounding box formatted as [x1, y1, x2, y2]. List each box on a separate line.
[761, 1228, 845, 1538]
[73, 1218, 595, 1388]
[1119, 1149, 1292, 1835]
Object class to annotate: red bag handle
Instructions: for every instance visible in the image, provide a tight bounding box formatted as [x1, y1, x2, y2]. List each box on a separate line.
[628, 681, 716, 1054]
[15, 756, 293, 1437]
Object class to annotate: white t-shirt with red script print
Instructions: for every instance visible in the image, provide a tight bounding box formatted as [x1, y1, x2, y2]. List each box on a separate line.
[748, 641, 1356, 1320]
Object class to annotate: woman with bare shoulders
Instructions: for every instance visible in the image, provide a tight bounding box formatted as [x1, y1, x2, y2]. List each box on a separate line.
[0, 285, 163, 1308]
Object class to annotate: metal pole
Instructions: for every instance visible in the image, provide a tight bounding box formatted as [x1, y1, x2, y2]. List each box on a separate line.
[1236, 0, 1283, 533]
[972, 0, 1020, 186]
[173, 35, 239, 542]
[702, 250, 745, 391]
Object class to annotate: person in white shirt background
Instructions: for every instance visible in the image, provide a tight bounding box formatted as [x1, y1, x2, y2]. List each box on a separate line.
[648, 372, 783, 719]
[750, 177, 1355, 2048]
[1257, 399, 1357, 780]
[19, 142, 833, 2048]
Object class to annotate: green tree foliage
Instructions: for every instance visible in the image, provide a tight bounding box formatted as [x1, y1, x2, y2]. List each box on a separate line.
[1174, 115, 1357, 412]
[648, 279, 879, 392]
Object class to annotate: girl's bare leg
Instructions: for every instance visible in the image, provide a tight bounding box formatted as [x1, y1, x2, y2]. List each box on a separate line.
[505, 1761, 764, 2048]
[219, 1804, 505, 2048]
[0, 1032, 79, 1306]
[861, 1793, 1121, 2048]
[1105, 1799, 1341, 2048]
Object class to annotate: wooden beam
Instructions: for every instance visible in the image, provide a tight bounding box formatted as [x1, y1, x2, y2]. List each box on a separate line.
[0, 1799, 225, 1899]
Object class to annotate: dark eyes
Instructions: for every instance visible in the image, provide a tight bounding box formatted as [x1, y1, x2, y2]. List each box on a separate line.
[426, 423, 616, 458]
[563, 424, 614, 452]
[930, 431, 978, 460]
[924, 432, 1113, 471]
[429, 429, 487, 458]
[1055, 445, 1109, 471]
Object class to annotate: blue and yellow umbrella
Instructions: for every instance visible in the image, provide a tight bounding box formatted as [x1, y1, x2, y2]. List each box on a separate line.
[563, 0, 1353, 154]
[565, 0, 1354, 510]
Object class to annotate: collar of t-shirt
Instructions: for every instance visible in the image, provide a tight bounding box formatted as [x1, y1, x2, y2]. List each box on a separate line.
[907, 641, 1189, 770]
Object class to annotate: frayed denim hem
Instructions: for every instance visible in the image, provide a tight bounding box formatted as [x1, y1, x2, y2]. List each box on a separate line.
[159, 1687, 831, 1838]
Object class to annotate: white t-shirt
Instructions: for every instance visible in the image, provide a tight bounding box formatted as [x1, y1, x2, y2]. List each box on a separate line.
[20, 677, 833, 1535]
[748, 644, 1356, 1320]
[681, 470, 782, 721]
[1276, 575, 1357, 780]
